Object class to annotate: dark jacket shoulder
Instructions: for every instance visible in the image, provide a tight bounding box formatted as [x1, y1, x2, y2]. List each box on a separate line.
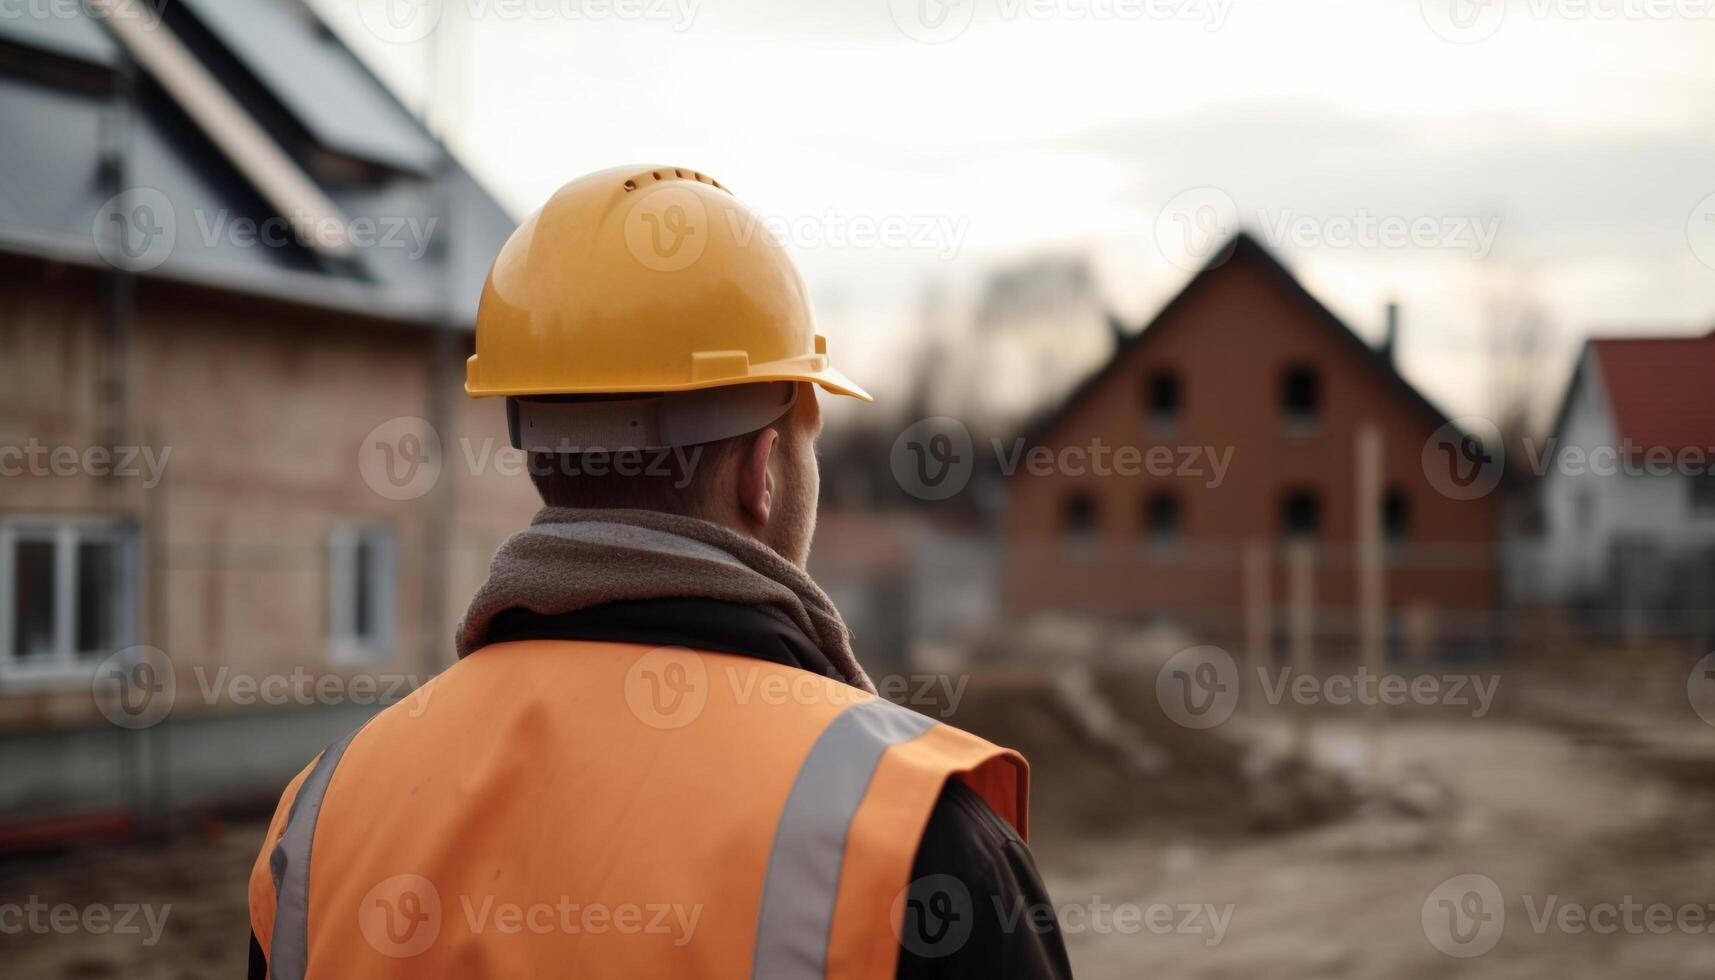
[901, 779, 1073, 979]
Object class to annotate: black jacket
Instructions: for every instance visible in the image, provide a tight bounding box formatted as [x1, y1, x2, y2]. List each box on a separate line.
[250, 598, 1073, 980]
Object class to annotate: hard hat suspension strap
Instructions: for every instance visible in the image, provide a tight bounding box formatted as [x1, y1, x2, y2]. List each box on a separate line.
[508, 382, 797, 453]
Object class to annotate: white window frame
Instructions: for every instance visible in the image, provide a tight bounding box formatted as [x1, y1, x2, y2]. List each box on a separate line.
[327, 521, 398, 665]
[0, 515, 140, 685]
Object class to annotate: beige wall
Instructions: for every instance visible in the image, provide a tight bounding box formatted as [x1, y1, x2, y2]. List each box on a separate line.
[0, 257, 539, 731]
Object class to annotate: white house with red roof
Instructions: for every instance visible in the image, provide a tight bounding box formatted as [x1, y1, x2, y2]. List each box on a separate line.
[1522, 330, 1715, 640]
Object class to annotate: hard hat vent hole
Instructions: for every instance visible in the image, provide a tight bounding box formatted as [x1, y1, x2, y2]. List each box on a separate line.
[622, 179, 637, 191]
[651, 171, 662, 180]
[674, 169, 686, 178]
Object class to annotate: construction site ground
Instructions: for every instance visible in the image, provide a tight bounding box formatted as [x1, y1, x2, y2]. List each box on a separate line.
[3, 677, 1714, 979]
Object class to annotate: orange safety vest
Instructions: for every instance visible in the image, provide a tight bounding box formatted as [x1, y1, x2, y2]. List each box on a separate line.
[248, 640, 1028, 979]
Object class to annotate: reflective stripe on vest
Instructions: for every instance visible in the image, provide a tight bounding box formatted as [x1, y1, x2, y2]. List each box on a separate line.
[751, 698, 934, 979]
[248, 641, 1028, 979]
[266, 729, 360, 980]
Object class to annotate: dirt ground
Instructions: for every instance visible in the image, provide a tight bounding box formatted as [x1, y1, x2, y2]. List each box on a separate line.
[1032, 707, 1715, 979]
[3, 690, 1714, 978]
[0, 820, 261, 979]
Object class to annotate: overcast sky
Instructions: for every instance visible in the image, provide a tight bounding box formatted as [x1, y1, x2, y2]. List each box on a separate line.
[316, 0, 1715, 425]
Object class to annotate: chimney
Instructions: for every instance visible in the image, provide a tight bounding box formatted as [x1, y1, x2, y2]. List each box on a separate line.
[1380, 302, 1400, 365]
[1106, 311, 1129, 354]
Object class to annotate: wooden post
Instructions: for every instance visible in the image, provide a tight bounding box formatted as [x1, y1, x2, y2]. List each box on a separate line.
[1242, 540, 1271, 716]
[1287, 538, 1316, 760]
[1356, 424, 1387, 738]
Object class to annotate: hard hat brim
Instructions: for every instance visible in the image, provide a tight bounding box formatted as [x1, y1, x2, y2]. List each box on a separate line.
[792, 365, 872, 402]
[466, 358, 872, 402]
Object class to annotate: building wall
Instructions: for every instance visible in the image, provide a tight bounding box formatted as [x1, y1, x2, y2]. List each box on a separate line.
[1532, 353, 1619, 598]
[1526, 350, 1715, 608]
[0, 256, 539, 818]
[1002, 254, 1501, 650]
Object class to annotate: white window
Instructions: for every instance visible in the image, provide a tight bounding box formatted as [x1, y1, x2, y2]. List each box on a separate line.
[327, 522, 397, 663]
[0, 516, 139, 682]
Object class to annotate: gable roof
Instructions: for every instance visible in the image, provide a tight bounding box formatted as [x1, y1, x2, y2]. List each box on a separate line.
[1019, 231, 1454, 446]
[0, 0, 514, 327]
[175, 0, 441, 174]
[1579, 331, 1715, 452]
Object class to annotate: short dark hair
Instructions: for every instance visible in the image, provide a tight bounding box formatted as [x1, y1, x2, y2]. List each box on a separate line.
[526, 420, 784, 517]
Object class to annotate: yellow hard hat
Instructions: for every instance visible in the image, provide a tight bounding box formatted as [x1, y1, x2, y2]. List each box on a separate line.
[467, 165, 871, 403]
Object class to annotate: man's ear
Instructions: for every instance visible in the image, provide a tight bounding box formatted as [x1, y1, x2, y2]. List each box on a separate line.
[737, 427, 779, 528]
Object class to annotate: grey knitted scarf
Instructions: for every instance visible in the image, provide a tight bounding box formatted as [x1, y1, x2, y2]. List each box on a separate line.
[455, 507, 875, 693]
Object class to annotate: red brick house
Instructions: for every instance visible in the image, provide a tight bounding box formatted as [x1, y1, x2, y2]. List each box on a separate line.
[1002, 233, 1502, 657]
